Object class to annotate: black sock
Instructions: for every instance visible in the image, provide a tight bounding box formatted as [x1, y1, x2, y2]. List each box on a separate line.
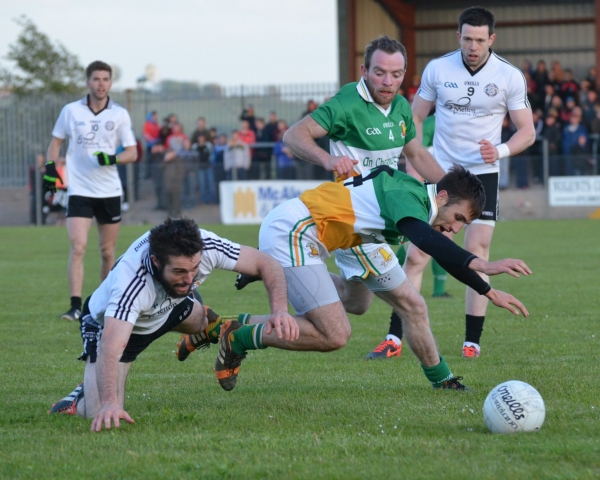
[388, 311, 403, 340]
[71, 296, 82, 310]
[465, 315, 485, 344]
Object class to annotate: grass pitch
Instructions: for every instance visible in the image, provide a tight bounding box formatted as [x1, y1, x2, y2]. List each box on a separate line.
[0, 219, 598, 479]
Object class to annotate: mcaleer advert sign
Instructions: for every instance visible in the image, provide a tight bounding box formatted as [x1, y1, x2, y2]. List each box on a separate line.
[549, 176, 600, 207]
[219, 180, 325, 224]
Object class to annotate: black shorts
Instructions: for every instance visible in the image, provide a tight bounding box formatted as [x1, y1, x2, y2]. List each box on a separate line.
[476, 173, 499, 222]
[66, 195, 121, 224]
[78, 296, 195, 363]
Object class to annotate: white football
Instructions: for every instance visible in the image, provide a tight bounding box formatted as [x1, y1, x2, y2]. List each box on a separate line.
[483, 380, 545, 434]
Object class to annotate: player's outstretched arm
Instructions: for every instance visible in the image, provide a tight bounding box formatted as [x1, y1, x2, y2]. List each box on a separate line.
[233, 246, 299, 341]
[91, 317, 135, 432]
[469, 258, 532, 278]
[283, 115, 357, 178]
[484, 288, 529, 317]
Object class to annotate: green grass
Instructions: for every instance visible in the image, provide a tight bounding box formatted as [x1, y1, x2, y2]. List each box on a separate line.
[0, 219, 599, 479]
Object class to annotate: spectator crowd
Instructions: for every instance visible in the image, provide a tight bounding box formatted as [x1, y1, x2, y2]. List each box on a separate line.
[141, 100, 332, 217]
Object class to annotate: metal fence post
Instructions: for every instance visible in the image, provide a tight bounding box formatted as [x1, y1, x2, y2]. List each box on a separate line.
[542, 138, 549, 219]
[35, 161, 43, 226]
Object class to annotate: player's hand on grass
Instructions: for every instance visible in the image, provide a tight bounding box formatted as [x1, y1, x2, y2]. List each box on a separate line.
[43, 161, 63, 193]
[485, 288, 529, 317]
[324, 154, 358, 179]
[94, 151, 119, 166]
[91, 403, 134, 432]
[264, 310, 299, 342]
[478, 139, 499, 163]
[479, 258, 532, 278]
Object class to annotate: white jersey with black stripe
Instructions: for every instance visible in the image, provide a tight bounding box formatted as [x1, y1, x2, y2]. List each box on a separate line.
[87, 229, 241, 335]
[417, 49, 530, 175]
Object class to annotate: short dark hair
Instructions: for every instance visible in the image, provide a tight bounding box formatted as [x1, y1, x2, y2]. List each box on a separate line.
[458, 6, 495, 36]
[437, 164, 486, 220]
[85, 61, 112, 80]
[148, 217, 204, 267]
[364, 35, 407, 71]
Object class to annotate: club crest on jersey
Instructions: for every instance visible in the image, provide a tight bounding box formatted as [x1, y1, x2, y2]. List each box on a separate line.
[105, 121, 115, 131]
[399, 120, 406, 138]
[484, 83, 499, 97]
[306, 242, 319, 258]
[376, 247, 393, 266]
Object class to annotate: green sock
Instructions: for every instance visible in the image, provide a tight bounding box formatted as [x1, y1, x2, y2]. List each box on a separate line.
[432, 260, 447, 296]
[395, 244, 407, 265]
[421, 356, 454, 388]
[206, 313, 251, 344]
[230, 324, 266, 355]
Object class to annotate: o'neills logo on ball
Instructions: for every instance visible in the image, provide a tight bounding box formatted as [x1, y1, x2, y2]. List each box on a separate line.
[105, 121, 115, 131]
[495, 385, 525, 419]
[484, 83, 499, 97]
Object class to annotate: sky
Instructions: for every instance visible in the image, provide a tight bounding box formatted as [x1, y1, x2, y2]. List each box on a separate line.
[0, 0, 338, 90]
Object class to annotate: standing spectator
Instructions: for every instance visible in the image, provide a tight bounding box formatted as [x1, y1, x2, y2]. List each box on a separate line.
[212, 133, 228, 202]
[264, 111, 279, 142]
[224, 130, 251, 180]
[165, 122, 189, 152]
[301, 99, 318, 118]
[159, 114, 177, 144]
[406, 74, 421, 103]
[551, 60, 565, 86]
[581, 89, 599, 129]
[585, 66, 597, 91]
[590, 107, 600, 136]
[163, 149, 187, 217]
[560, 69, 579, 104]
[148, 142, 167, 210]
[542, 84, 555, 114]
[194, 134, 216, 204]
[142, 111, 161, 159]
[46, 60, 137, 321]
[165, 123, 194, 208]
[532, 60, 550, 98]
[559, 96, 575, 124]
[238, 119, 256, 146]
[562, 107, 588, 175]
[190, 117, 211, 145]
[273, 130, 295, 179]
[520, 59, 533, 76]
[542, 114, 563, 176]
[251, 117, 273, 179]
[240, 104, 257, 132]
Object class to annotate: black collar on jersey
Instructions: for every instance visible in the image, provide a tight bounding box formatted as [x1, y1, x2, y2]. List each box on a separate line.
[85, 94, 111, 116]
[462, 48, 492, 77]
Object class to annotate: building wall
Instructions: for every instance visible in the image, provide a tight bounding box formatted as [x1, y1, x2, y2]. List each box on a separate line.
[415, 3, 595, 79]
[352, 0, 401, 81]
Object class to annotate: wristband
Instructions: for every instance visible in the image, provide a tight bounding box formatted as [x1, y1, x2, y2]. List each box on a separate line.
[495, 143, 510, 159]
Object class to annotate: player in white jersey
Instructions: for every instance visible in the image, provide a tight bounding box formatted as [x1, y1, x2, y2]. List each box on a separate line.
[45, 61, 138, 323]
[375, 6, 535, 359]
[49, 218, 297, 431]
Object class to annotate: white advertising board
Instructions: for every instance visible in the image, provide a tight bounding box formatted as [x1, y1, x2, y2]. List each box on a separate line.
[219, 180, 326, 225]
[548, 176, 600, 207]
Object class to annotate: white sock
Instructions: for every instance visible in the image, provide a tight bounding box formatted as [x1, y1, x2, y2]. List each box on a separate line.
[463, 341, 480, 349]
[386, 334, 401, 346]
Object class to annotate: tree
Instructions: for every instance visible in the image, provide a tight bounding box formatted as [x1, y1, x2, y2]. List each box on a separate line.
[0, 16, 85, 96]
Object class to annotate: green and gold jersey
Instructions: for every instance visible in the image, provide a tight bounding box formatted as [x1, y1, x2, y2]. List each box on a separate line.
[300, 167, 438, 251]
[311, 78, 416, 176]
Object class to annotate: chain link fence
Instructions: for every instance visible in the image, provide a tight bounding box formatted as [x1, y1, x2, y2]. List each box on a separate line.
[0, 82, 339, 188]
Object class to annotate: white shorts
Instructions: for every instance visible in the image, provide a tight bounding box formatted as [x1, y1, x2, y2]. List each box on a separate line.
[259, 198, 339, 314]
[334, 244, 406, 292]
[259, 198, 330, 267]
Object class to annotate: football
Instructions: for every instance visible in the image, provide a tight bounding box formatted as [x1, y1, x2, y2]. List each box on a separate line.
[483, 380, 545, 434]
